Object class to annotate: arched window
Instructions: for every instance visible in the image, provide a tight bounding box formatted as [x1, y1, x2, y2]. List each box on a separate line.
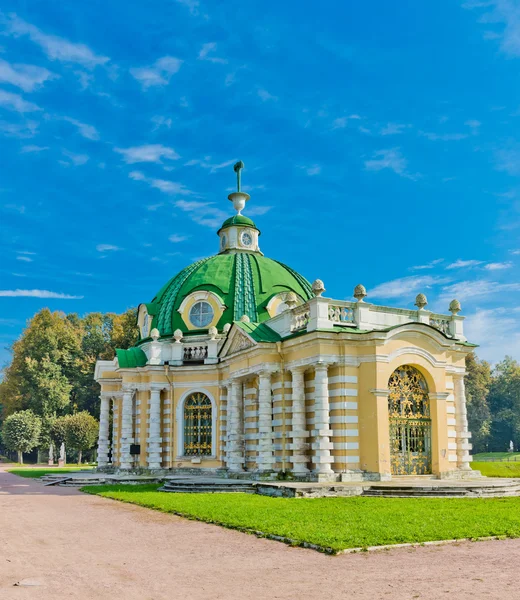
[388, 365, 430, 418]
[183, 392, 212, 456]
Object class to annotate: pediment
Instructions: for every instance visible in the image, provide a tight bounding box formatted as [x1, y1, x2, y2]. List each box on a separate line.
[220, 326, 257, 358]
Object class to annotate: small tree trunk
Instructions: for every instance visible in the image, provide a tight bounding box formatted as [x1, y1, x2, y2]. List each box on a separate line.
[78, 449, 82, 465]
[18, 450, 23, 464]
[37, 450, 41, 464]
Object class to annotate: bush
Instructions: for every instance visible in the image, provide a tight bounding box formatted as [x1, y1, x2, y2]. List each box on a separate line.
[64, 411, 99, 464]
[2, 410, 41, 464]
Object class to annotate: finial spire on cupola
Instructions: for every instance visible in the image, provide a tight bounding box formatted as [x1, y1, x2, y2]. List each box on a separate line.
[216, 161, 262, 255]
[228, 160, 250, 215]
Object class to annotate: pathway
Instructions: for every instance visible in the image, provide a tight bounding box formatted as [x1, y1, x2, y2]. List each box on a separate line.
[0, 465, 518, 600]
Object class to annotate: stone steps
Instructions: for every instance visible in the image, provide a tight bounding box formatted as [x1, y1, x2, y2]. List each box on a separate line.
[160, 481, 256, 494]
[362, 483, 520, 498]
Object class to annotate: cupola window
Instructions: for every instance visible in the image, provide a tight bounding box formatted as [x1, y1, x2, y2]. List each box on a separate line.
[189, 301, 214, 328]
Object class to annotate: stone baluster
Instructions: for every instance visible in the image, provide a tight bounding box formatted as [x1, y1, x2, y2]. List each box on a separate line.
[97, 393, 111, 468]
[120, 387, 135, 470]
[147, 385, 163, 469]
[453, 373, 472, 470]
[290, 367, 309, 474]
[227, 379, 245, 472]
[312, 363, 334, 477]
[257, 370, 274, 471]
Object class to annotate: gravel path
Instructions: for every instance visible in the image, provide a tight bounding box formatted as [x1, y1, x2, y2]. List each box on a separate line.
[0, 465, 518, 600]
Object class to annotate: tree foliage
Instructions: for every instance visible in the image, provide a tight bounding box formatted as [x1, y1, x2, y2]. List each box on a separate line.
[488, 356, 520, 451]
[63, 411, 99, 464]
[465, 353, 492, 453]
[0, 307, 138, 424]
[2, 410, 41, 463]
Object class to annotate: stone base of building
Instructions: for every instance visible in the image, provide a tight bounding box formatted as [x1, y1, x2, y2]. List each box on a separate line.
[439, 468, 483, 480]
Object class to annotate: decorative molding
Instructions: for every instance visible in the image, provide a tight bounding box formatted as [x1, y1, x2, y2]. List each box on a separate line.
[386, 346, 447, 368]
[369, 388, 390, 397]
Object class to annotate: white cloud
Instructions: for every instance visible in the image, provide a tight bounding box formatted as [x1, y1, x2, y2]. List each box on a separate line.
[16, 256, 32, 262]
[247, 205, 272, 216]
[439, 280, 520, 303]
[115, 144, 180, 164]
[364, 148, 417, 179]
[464, 1, 520, 58]
[130, 56, 182, 89]
[0, 119, 38, 138]
[198, 42, 227, 64]
[96, 244, 120, 252]
[465, 119, 481, 131]
[495, 146, 520, 175]
[446, 259, 484, 269]
[410, 258, 444, 270]
[465, 307, 520, 362]
[298, 164, 321, 176]
[0, 289, 82, 299]
[175, 0, 200, 15]
[129, 171, 192, 196]
[380, 123, 410, 135]
[21, 144, 48, 153]
[0, 89, 41, 112]
[370, 275, 450, 299]
[0, 58, 57, 91]
[484, 261, 513, 270]
[151, 115, 173, 131]
[511, 249, 520, 255]
[332, 115, 361, 129]
[184, 157, 236, 173]
[175, 199, 228, 228]
[62, 117, 99, 140]
[61, 149, 89, 166]
[420, 131, 468, 141]
[169, 234, 189, 243]
[257, 88, 277, 102]
[1, 13, 109, 69]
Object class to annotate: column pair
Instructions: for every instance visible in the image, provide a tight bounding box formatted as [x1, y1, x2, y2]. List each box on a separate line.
[227, 378, 245, 472]
[453, 374, 472, 470]
[147, 384, 165, 470]
[289, 367, 310, 474]
[97, 393, 111, 468]
[119, 386, 135, 470]
[311, 362, 334, 476]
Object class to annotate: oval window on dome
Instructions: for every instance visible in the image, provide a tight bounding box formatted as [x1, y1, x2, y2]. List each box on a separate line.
[189, 301, 214, 328]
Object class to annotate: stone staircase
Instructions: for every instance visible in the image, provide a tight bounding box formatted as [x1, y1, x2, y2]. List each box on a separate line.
[159, 478, 256, 494]
[362, 480, 520, 498]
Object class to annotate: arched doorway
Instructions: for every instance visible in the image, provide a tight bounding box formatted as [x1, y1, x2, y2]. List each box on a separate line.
[183, 392, 213, 456]
[388, 365, 432, 475]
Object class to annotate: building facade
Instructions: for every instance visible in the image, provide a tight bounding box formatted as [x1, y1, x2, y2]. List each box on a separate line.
[95, 164, 477, 481]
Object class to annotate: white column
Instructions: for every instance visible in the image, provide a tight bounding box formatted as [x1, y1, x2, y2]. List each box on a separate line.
[147, 386, 163, 469]
[453, 374, 472, 470]
[257, 370, 274, 471]
[312, 363, 334, 476]
[220, 384, 228, 464]
[120, 387, 134, 470]
[111, 398, 119, 465]
[97, 393, 111, 468]
[227, 378, 245, 472]
[290, 367, 309, 474]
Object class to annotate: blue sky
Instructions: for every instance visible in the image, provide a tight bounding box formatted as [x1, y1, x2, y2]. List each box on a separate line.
[1, 0, 520, 365]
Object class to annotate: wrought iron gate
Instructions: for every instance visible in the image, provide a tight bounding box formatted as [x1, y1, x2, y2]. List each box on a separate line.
[184, 392, 212, 456]
[388, 366, 432, 475]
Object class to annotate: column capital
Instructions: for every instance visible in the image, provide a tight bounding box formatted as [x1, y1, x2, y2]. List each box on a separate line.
[149, 383, 168, 392]
[369, 388, 390, 397]
[429, 392, 450, 401]
[289, 365, 307, 375]
[451, 372, 466, 381]
[121, 384, 137, 394]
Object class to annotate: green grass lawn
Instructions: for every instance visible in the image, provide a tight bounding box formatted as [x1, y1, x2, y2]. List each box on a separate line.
[472, 452, 520, 461]
[84, 484, 520, 553]
[472, 462, 520, 478]
[8, 467, 94, 479]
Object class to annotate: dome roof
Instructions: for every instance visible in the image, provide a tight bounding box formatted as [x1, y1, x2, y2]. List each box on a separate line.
[219, 215, 258, 231]
[145, 253, 313, 337]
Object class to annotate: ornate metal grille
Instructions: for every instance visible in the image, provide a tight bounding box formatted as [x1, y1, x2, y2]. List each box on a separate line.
[388, 365, 432, 475]
[183, 392, 212, 456]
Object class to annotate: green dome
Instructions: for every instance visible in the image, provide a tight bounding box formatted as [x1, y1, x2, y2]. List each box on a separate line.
[219, 215, 258, 231]
[146, 253, 313, 337]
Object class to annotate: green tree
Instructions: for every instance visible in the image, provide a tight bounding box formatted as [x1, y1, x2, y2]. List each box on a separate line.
[51, 416, 68, 448]
[2, 410, 42, 464]
[64, 411, 99, 464]
[488, 356, 520, 451]
[465, 353, 492, 453]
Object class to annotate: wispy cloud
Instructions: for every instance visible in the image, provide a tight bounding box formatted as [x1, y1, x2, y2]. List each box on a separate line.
[0, 119, 38, 138]
[0, 289, 82, 299]
[298, 164, 321, 176]
[61, 149, 89, 166]
[21, 144, 48, 153]
[198, 42, 227, 64]
[465, 307, 520, 363]
[511, 249, 520, 255]
[0, 58, 57, 91]
[184, 157, 236, 173]
[247, 205, 272, 216]
[380, 122, 410, 135]
[465, 119, 481, 132]
[16, 256, 32, 262]
[169, 234, 189, 243]
[495, 145, 520, 175]
[446, 259, 484, 269]
[62, 117, 99, 140]
[464, 1, 520, 58]
[175, 199, 228, 229]
[364, 148, 417, 179]
[129, 171, 192, 196]
[151, 115, 173, 131]
[130, 56, 182, 89]
[484, 261, 513, 270]
[370, 275, 450, 299]
[0, 89, 41, 112]
[1, 12, 109, 69]
[410, 258, 444, 270]
[115, 144, 180, 164]
[175, 0, 200, 15]
[440, 280, 520, 302]
[419, 131, 468, 141]
[257, 88, 277, 102]
[332, 115, 361, 130]
[96, 244, 120, 252]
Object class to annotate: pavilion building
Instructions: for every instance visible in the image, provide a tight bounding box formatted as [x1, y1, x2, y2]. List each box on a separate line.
[95, 163, 477, 481]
